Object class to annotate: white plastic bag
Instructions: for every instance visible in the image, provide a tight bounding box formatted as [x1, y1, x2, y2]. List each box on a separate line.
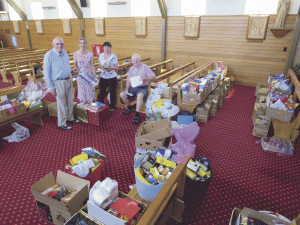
[146, 88, 161, 109]
[72, 159, 95, 178]
[3, 122, 30, 143]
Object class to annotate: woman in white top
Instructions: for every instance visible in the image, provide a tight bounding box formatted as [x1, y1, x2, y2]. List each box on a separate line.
[98, 41, 119, 111]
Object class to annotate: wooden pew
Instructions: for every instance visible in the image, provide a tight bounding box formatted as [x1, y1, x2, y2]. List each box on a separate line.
[127, 155, 190, 224]
[0, 85, 45, 128]
[2, 54, 74, 85]
[271, 69, 300, 142]
[176, 62, 228, 114]
[164, 63, 211, 100]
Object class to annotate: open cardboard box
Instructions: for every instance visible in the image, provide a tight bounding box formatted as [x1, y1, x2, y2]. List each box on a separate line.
[31, 170, 90, 225]
[138, 118, 172, 140]
[86, 192, 147, 225]
[229, 207, 294, 225]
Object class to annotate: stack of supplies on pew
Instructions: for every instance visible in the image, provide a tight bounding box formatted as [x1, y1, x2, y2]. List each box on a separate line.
[261, 137, 294, 155]
[65, 147, 105, 187]
[266, 93, 298, 122]
[196, 100, 211, 122]
[81, 177, 147, 225]
[181, 79, 208, 104]
[31, 170, 90, 225]
[0, 99, 26, 122]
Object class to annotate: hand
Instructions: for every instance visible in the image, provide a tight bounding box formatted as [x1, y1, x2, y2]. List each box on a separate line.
[49, 89, 56, 96]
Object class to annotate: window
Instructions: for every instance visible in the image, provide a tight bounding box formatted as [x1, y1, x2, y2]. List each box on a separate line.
[90, 0, 107, 18]
[57, 0, 73, 18]
[245, 0, 279, 14]
[181, 0, 206, 16]
[132, 0, 151, 17]
[31, 0, 44, 20]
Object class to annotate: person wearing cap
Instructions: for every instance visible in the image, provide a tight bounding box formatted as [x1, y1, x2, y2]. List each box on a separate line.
[43, 36, 79, 130]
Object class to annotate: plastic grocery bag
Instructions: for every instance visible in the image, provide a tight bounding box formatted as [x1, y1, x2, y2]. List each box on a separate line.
[3, 122, 30, 143]
[169, 121, 200, 158]
[18, 81, 48, 104]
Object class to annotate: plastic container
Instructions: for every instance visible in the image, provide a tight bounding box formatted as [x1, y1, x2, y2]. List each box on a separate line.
[134, 153, 165, 202]
[183, 164, 213, 203]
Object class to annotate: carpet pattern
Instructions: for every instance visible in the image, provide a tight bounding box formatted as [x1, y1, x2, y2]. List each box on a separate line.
[0, 84, 299, 225]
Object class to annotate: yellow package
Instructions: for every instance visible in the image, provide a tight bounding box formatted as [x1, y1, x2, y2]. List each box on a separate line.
[150, 167, 159, 179]
[91, 163, 101, 172]
[70, 153, 88, 166]
[186, 169, 197, 180]
[23, 101, 31, 110]
[156, 157, 176, 169]
[197, 169, 206, 177]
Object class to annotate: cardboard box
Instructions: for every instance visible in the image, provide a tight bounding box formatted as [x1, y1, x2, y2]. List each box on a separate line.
[257, 88, 269, 97]
[196, 101, 211, 123]
[0, 103, 26, 122]
[255, 83, 269, 96]
[88, 106, 111, 126]
[48, 102, 77, 117]
[86, 192, 147, 225]
[254, 115, 271, 130]
[229, 207, 291, 225]
[135, 126, 172, 151]
[266, 107, 293, 123]
[182, 91, 205, 104]
[31, 170, 90, 225]
[139, 118, 172, 140]
[207, 95, 219, 116]
[252, 127, 269, 138]
[205, 82, 212, 98]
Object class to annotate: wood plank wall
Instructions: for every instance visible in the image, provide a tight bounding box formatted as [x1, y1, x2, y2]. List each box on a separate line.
[166, 15, 297, 86]
[0, 15, 297, 86]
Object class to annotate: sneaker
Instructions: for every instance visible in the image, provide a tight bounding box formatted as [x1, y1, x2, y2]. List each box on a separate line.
[59, 125, 72, 130]
[133, 116, 140, 125]
[122, 108, 134, 116]
[68, 119, 80, 124]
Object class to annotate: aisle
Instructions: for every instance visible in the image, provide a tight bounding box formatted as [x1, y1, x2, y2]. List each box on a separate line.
[0, 84, 299, 225]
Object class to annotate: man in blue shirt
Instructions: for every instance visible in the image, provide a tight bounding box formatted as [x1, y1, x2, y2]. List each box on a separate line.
[43, 37, 79, 130]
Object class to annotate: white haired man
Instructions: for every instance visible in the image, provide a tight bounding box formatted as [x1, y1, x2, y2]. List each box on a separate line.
[120, 54, 155, 125]
[43, 36, 79, 130]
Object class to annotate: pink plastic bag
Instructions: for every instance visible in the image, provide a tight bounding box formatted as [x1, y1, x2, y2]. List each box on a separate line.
[169, 121, 200, 158]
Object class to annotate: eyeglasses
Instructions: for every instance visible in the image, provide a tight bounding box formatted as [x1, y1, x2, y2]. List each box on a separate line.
[55, 43, 64, 46]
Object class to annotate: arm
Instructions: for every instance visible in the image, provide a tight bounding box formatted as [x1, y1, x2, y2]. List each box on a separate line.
[43, 53, 55, 94]
[107, 55, 119, 72]
[143, 66, 156, 81]
[90, 55, 96, 77]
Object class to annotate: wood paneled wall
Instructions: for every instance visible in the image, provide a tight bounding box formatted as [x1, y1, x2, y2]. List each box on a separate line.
[166, 15, 297, 86]
[0, 15, 297, 86]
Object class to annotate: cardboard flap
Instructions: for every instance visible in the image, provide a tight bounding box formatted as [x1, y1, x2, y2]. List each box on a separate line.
[68, 184, 89, 215]
[31, 171, 56, 193]
[31, 189, 70, 212]
[56, 170, 90, 191]
[241, 207, 291, 225]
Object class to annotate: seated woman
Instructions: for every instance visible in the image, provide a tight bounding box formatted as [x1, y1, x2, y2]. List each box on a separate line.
[98, 41, 119, 112]
[74, 38, 97, 104]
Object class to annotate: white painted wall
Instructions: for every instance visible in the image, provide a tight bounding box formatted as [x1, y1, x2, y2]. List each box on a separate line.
[0, 0, 299, 20]
[206, 0, 246, 15]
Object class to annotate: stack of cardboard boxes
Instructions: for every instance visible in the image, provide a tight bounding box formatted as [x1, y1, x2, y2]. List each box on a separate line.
[207, 95, 219, 117]
[195, 100, 211, 123]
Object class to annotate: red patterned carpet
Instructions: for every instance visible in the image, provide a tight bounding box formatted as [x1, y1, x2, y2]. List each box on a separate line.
[0, 84, 299, 225]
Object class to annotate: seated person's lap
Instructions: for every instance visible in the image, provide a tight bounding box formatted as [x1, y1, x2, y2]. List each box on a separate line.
[128, 85, 148, 100]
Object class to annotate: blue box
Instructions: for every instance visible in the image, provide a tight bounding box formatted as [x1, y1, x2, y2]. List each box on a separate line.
[177, 115, 194, 125]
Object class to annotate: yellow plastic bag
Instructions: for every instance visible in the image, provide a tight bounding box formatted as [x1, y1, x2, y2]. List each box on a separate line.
[70, 153, 88, 166]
